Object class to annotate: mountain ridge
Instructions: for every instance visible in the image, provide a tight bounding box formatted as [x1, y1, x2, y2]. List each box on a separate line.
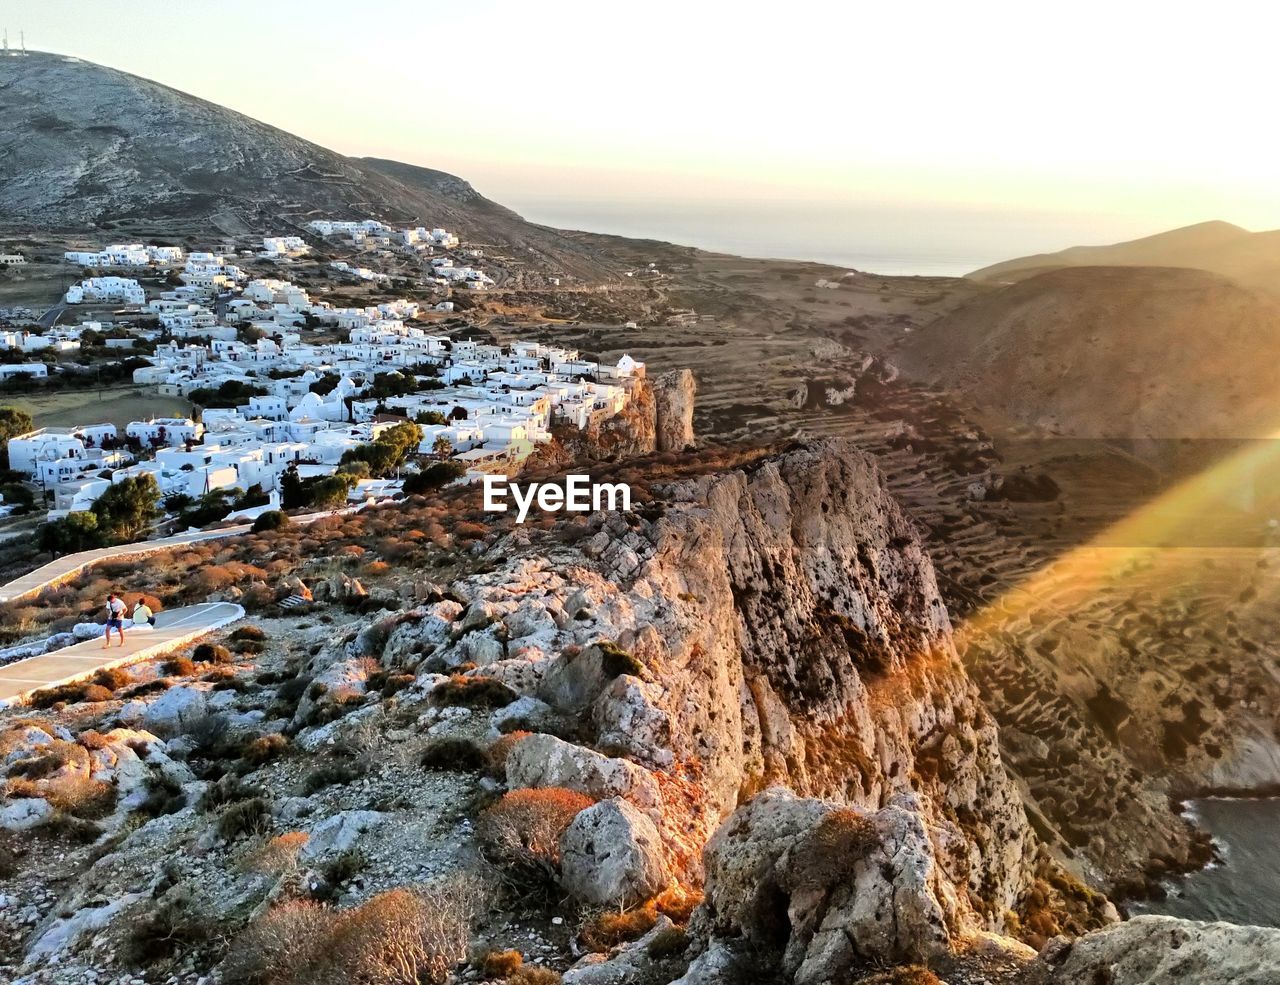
[0, 51, 618, 279]
[969, 220, 1280, 293]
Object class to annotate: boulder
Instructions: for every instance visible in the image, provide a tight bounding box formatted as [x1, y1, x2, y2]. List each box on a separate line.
[299, 810, 386, 860]
[700, 788, 949, 985]
[1027, 915, 1280, 985]
[560, 797, 671, 906]
[0, 797, 52, 832]
[491, 695, 558, 734]
[563, 916, 676, 985]
[538, 642, 623, 714]
[141, 685, 208, 735]
[506, 733, 661, 810]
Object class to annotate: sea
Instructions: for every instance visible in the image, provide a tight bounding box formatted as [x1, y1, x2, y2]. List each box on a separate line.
[512, 198, 1155, 278]
[1129, 797, 1280, 928]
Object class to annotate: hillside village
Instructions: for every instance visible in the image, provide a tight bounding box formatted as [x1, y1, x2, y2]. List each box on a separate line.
[0, 221, 647, 526]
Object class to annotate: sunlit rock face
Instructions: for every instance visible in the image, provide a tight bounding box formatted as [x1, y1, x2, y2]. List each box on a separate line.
[396, 438, 1037, 932]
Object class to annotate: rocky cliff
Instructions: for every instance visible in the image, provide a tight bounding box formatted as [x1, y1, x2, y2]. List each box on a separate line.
[531, 369, 697, 465]
[0, 439, 1111, 983]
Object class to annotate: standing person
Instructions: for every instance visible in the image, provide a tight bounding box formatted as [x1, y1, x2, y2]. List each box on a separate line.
[132, 599, 156, 628]
[103, 593, 127, 648]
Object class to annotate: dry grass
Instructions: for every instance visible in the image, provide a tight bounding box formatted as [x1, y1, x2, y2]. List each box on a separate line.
[477, 788, 594, 885]
[485, 730, 531, 780]
[476, 948, 523, 976]
[224, 878, 482, 985]
[431, 675, 517, 709]
[789, 808, 878, 892]
[579, 902, 659, 952]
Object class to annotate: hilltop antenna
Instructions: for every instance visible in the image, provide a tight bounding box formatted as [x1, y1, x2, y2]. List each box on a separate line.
[19, 31, 25, 55]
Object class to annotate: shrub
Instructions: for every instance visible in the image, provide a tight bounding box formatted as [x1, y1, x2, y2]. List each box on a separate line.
[508, 970, 562, 985]
[231, 624, 268, 642]
[431, 675, 517, 709]
[163, 655, 197, 676]
[137, 773, 186, 818]
[485, 730, 531, 781]
[580, 902, 658, 952]
[319, 847, 366, 888]
[477, 949, 523, 976]
[243, 733, 289, 766]
[199, 773, 252, 811]
[252, 510, 290, 533]
[92, 666, 134, 691]
[790, 808, 878, 892]
[248, 831, 310, 876]
[194, 642, 234, 665]
[300, 762, 362, 794]
[477, 788, 593, 884]
[219, 797, 271, 840]
[124, 888, 213, 964]
[598, 640, 644, 678]
[654, 886, 702, 925]
[420, 736, 488, 772]
[27, 682, 114, 709]
[225, 879, 481, 985]
[42, 774, 118, 819]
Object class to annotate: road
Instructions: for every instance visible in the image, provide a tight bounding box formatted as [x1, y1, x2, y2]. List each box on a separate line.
[0, 601, 243, 704]
[37, 301, 68, 330]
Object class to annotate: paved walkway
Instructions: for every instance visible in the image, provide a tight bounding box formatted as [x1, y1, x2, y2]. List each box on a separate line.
[0, 504, 365, 604]
[0, 526, 252, 603]
[0, 601, 243, 705]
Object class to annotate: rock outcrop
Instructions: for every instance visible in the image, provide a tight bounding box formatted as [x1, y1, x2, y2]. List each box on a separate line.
[1026, 915, 1280, 985]
[559, 798, 671, 906]
[699, 788, 950, 983]
[372, 438, 1037, 941]
[653, 368, 697, 451]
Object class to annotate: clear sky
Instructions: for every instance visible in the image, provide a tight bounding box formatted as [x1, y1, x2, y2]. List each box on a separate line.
[4, 0, 1280, 256]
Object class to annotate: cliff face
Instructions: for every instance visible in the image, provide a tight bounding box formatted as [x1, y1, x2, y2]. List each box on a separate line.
[529, 369, 697, 466]
[653, 369, 697, 451]
[570, 441, 1036, 921]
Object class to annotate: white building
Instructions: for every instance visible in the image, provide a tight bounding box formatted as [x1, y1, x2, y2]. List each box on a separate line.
[65, 277, 146, 305]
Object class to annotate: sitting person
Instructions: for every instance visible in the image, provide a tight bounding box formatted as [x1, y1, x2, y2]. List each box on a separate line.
[132, 599, 157, 628]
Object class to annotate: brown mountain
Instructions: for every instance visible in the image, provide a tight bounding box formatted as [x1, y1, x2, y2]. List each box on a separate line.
[0, 51, 618, 279]
[899, 265, 1280, 439]
[968, 221, 1280, 293]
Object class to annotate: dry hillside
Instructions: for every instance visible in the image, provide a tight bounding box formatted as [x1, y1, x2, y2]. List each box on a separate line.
[897, 265, 1280, 439]
[968, 220, 1280, 294]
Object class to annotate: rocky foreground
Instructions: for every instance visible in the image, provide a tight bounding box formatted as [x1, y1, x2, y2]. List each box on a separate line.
[1, 439, 1278, 984]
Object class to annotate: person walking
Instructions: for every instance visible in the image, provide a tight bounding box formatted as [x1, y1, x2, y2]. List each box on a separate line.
[132, 599, 156, 628]
[103, 593, 127, 648]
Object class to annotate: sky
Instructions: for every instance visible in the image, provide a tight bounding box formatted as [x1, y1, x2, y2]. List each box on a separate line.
[4, 0, 1280, 263]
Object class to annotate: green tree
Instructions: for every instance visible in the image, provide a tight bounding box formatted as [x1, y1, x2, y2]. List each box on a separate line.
[402, 460, 466, 495]
[36, 511, 102, 556]
[415, 410, 447, 426]
[0, 406, 33, 469]
[431, 435, 453, 460]
[92, 474, 162, 543]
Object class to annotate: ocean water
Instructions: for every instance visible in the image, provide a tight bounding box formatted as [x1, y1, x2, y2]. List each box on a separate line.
[1129, 798, 1280, 927]
[513, 198, 1151, 278]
